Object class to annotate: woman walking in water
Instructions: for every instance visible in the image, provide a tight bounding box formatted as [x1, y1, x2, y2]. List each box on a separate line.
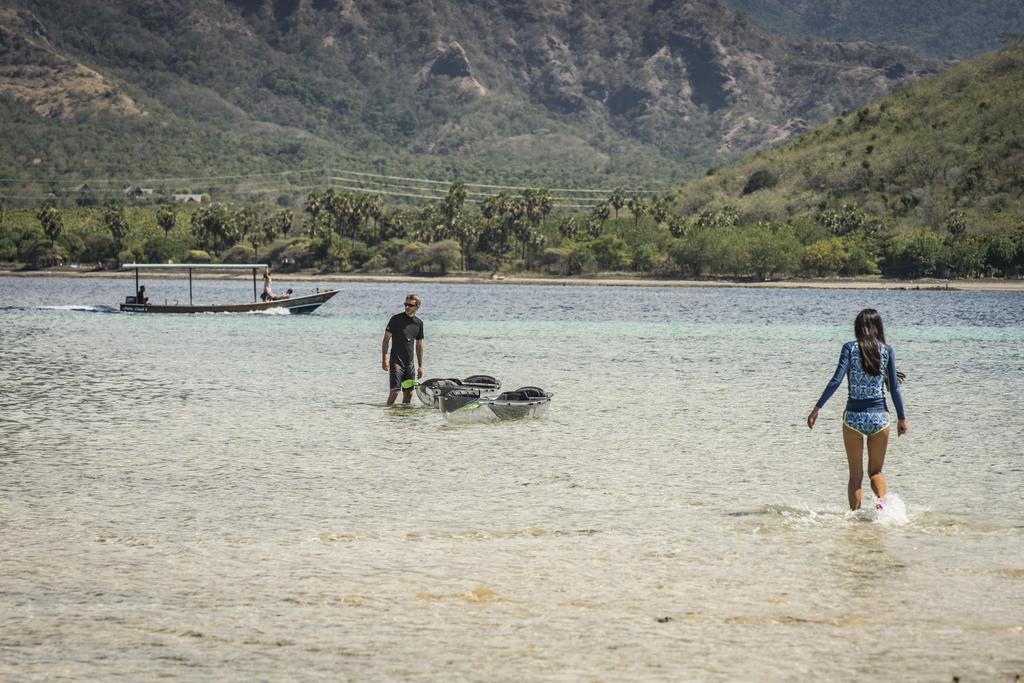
[807, 309, 907, 510]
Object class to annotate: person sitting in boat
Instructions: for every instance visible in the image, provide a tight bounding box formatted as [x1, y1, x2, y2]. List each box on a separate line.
[261, 268, 273, 302]
[272, 288, 293, 301]
[136, 285, 149, 305]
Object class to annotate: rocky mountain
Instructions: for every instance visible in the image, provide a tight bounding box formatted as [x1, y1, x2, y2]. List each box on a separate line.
[0, 0, 940, 200]
[723, 0, 1024, 58]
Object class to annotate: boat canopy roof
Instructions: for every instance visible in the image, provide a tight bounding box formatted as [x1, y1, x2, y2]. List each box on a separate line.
[121, 263, 267, 270]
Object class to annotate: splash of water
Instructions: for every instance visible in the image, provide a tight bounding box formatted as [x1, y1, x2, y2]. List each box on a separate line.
[873, 492, 909, 526]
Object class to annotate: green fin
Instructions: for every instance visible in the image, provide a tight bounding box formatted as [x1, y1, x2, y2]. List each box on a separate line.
[401, 378, 419, 390]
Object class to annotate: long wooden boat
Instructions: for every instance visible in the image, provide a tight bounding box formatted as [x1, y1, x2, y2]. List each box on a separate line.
[119, 263, 338, 314]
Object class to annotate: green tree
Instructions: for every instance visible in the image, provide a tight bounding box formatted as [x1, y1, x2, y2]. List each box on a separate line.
[191, 205, 237, 258]
[608, 188, 627, 219]
[235, 207, 276, 260]
[987, 231, 1022, 276]
[425, 240, 461, 274]
[650, 194, 675, 226]
[480, 192, 524, 272]
[695, 206, 740, 232]
[558, 215, 580, 240]
[157, 206, 177, 239]
[802, 238, 848, 276]
[627, 195, 649, 228]
[357, 193, 383, 244]
[443, 181, 467, 236]
[520, 188, 553, 259]
[103, 203, 130, 249]
[591, 201, 611, 231]
[669, 230, 717, 277]
[883, 231, 945, 278]
[453, 213, 483, 270]
[37, 204, 64, 247]
[745, 222, 800, 279]
[945, 234, 988, 278]
[944, 209, 968, 241]
[272, 209, 294, 238]
[632, 242, 661, 272]
[667, 215, 687, 238]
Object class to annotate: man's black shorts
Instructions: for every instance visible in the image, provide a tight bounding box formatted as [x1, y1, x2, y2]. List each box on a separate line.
[389, 361, 416, 392]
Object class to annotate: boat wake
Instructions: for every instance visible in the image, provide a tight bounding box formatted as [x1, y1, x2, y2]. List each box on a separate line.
[32, 304, 120, 313]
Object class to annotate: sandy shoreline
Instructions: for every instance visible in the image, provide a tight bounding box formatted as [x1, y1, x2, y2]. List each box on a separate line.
[2, 268, 1022, 291]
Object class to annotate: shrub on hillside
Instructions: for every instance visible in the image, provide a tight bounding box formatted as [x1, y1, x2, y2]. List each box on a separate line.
[742, 170, 778, 195]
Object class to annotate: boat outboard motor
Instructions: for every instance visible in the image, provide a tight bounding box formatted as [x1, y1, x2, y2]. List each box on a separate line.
[415, 378, 464, 408]
[439, 388, 482, 414]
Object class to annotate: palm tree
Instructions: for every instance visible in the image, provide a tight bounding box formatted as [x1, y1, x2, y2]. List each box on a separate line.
[156, 206, 176, 239]
[591, 201, 611, 232]
[191, 205, 237, 258]
[443, 181, 467, 239]
[360, 194, 383, 244]
[608, 187, 627, 219]
[272, 209, 293, 239]
[37, 204, 63, 247]
[103, 203, 129, 249]
[650, 193, 676, 226]
[453, 213, 483, 270]
[558, 216, 579, 241]
[627, 195, 649, 228]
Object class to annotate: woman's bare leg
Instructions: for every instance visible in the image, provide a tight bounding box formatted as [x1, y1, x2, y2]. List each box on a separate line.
[867, 426, 890, 502]
[842, 425, 865, 510]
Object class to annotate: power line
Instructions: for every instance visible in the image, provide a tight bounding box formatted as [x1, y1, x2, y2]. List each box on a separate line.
[0, 169, 321, 185]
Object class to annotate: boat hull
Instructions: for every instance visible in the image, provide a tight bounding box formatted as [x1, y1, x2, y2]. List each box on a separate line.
[120, 289, 338, 314]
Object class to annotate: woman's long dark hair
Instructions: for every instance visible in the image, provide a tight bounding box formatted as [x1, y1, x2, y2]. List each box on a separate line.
[854, 308, 886, 376]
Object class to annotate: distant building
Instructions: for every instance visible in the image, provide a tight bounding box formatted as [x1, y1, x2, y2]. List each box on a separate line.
[124, 186, 156, 197]
[173, 193, 203, 203]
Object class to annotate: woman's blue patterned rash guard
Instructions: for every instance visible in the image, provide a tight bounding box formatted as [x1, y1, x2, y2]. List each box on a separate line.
[815, 341, 907, 421]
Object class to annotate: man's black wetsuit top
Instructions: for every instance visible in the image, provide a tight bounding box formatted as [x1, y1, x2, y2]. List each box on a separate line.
[385, 312, 424, 366]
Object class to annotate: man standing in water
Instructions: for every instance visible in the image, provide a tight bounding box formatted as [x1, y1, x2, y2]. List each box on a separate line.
[382, 294, 425, 405]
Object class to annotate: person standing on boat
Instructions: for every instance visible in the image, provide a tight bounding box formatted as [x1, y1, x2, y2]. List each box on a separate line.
[261, 267, 273, 302]
[382, 294, 425, 405]
[807, 308, 907, 511]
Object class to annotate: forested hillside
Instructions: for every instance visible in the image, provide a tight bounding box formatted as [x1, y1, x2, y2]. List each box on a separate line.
[0, 0, 936, 199]
[3, 47, 1021, 281]
[677, 45, 1024, 236]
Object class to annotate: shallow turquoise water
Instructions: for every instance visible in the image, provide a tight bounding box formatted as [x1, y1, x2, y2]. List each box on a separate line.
[1, 276, 1022, 680]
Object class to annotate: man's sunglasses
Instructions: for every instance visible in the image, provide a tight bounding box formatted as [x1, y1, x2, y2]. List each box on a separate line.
[404, 302, 418, 307]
